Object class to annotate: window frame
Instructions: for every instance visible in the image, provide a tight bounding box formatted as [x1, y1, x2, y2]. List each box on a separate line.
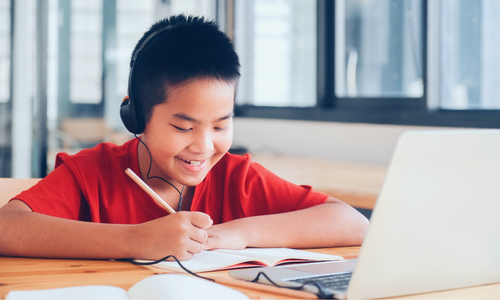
[233, 0, 500, 129]
[0, 0, 13, 177]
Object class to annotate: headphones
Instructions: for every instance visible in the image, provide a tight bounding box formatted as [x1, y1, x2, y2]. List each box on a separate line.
[120, 25, 176, 134]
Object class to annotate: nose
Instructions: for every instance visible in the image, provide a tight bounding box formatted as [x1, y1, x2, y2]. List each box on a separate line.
[190, 129, 215, 154]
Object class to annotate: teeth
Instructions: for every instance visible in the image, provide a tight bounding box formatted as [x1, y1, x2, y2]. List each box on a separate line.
[183, 159, 203, 166]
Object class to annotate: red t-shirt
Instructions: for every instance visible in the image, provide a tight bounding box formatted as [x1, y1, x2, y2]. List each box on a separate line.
[14, 139, 329, 224]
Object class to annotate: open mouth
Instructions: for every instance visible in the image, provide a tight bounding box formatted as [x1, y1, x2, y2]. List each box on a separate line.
[181, 159, 204, 166]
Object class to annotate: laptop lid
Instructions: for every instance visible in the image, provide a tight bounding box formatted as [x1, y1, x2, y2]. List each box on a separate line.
[348, 129, 500, 299]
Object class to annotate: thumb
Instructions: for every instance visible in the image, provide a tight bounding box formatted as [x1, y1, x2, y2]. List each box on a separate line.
[203, 238, 216, 250]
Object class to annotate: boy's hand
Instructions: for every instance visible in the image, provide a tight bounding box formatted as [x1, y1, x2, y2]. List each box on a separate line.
[203, 221, 248, 250]
[131, 211, 212, 261]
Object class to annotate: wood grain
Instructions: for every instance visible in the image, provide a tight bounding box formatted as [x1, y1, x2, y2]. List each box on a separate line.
[0, 247, 359, 299]
[2, 246, 500, 299]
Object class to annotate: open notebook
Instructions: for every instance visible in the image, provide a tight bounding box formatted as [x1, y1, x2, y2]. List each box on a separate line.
[138, 248, 343, 273]
[6, 274, 248, 299]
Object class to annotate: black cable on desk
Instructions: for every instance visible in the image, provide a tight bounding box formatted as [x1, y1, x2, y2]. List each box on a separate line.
[117, 255, 214, 282]
[118, 255, 335, 299]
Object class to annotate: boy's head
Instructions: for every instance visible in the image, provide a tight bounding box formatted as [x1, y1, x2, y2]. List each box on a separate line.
[121, 15, 240, 134]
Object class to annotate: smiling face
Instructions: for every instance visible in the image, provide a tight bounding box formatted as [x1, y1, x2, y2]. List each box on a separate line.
[139, 78, 236, 187]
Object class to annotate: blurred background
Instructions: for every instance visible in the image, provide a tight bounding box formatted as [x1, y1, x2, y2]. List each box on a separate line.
[1, 0, 500, 179]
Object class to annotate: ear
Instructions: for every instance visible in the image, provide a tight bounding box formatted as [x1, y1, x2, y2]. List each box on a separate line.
[122, 95, 129, 103]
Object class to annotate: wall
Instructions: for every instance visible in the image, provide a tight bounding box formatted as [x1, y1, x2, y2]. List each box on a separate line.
[233, 118, 459, 166]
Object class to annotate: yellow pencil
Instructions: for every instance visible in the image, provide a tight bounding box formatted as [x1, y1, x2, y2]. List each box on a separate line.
[125, 168, 176, 214]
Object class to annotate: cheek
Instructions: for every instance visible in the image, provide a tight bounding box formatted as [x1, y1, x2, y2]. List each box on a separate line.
[143, 131, 183, 158]
[216, 130, 234, 153]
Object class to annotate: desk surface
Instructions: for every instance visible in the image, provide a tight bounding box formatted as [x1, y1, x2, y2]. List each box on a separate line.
[2, 247, 500, 299]
[251, 153, 387, 210]
[0, 247, 354, 300]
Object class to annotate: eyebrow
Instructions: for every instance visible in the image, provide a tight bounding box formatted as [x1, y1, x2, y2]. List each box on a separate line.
[172, 112, 234, 123]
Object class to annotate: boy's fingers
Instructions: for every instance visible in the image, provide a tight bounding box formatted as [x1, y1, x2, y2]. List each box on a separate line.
[186, 238, 205, 255]
[189, 227, 208, 244]
[188, 212, 213, 229]
[173, 250, 195, 261]
[202, 239, 213, 250]
[203, 233, 227, 251]
[202, 237, 218, 250]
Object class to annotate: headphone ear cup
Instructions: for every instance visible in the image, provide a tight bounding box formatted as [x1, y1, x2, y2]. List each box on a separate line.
[123, 26, 175, 135]
[120, 97, 143, 134]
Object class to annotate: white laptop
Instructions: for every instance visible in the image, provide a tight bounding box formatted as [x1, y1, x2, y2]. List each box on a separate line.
[229, 130, 500, 299]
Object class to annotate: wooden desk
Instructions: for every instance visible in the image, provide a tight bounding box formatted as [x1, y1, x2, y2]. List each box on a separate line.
[2, 247, 500, 299]
[0, 247, 358, 299]
[251, 153, 387, 210]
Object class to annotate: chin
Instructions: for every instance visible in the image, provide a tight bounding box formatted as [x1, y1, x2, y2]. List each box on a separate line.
[181, 175, 207, 187]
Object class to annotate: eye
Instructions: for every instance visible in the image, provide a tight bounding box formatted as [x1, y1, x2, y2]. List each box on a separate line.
[214, 124, 230, 131]
[172, 125, 192, 132]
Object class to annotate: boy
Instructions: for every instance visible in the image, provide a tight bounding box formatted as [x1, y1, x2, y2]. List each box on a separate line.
[0, 15, 368, 261]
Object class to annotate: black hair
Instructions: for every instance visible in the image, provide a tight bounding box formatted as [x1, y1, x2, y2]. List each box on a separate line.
[130, 14, 240, 124]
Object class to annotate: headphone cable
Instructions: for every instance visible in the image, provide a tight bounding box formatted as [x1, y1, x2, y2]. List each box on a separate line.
[134, 135, 185, 211]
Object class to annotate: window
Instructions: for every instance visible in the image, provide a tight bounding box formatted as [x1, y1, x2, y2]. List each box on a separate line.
[0, 0, 11, 177]
[234, 0, 500, 128]
[2, 0, 37, 178]
[335, 0, 423, 98]
[5, 0, 215, 178]
[69, 0, 103, 104]
[5, 0, 500, 178]
[437, 0, 500, 110]
[234, 0, 317, 107]
[0, 0, 10, 104]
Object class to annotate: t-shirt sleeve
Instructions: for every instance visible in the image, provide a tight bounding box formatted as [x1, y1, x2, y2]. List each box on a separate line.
[236, 159, 330, 216]
[199, 154, 330, 223]
[12, 162, 90, 221]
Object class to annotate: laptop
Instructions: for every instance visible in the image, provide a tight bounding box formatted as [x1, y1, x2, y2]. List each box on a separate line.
[229, 130, 500, 299]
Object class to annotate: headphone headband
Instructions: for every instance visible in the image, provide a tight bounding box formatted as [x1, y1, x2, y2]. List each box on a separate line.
[130, 25, 175, 68]
[121, 25, 177, 134]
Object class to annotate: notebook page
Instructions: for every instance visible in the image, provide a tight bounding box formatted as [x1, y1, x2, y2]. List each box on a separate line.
[213, 248, 344, 266]
[6, 285, 128, 299]
[152, 250, 265, 272]
[127, 274, 248, 299]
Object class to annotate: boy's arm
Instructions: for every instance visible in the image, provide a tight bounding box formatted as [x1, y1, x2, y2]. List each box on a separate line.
[203, 197, 369, 250]
[0, 200, 212, 260]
